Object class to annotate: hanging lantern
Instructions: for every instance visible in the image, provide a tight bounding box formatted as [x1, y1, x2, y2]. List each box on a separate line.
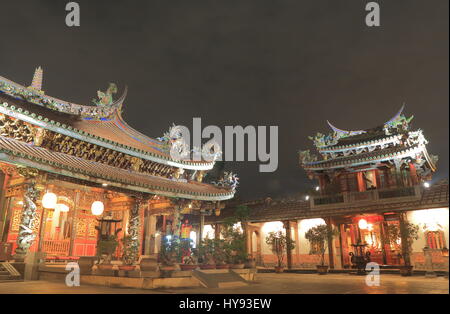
[358, 218, 368, 230]
[42, 192, 57, 209]
[55, 203, 69, 212]
[91, 201, 104, 216]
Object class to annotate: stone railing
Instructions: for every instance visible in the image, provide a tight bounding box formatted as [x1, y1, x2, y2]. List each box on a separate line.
[311, 185, 422, 209]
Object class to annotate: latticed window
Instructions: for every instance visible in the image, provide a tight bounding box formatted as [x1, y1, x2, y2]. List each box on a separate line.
[339, 173, 358, 192]
[426, 231, 446, 249]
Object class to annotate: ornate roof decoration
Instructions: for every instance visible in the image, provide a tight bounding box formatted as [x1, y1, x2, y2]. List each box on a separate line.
[326, 120, 366, 138]
[0, 69, 216, 169]
[0, 133, 234, 201]
[383, 104, 414, 135]
[308, 105, 415, 149]
[0, 72, 126, 120]
[29, 66, 44, 92]
[0, 68, 233, 202]
[212, 171, 239, 192]
[300, 106, 437, 176]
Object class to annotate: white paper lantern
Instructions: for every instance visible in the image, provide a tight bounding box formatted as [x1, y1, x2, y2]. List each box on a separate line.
[42, 192, 57, 209]
[91, 201, 104, 216]
[56, 203, 69, 212]
[358, 219, 368, 230]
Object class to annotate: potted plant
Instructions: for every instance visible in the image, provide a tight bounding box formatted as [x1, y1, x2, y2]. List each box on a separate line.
[198, 238, 216, 269]
[159, 235, 179, 271]
[214, 239, 231, 269]
[119, 235, 137, 271]
[244, 257, 256, 269]
[265, 231, 295, 273]
[386, 220, 419, 276]
[304, 224, 336, 275]
[178, 238, 198, 271]
[221, 221, 247, 269]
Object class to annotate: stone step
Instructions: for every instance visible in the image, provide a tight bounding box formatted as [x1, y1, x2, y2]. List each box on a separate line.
[192, 269, 249, 289]
[0, 275, 12, 280]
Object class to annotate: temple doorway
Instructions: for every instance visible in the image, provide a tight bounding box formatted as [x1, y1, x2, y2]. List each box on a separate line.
[339, 214, 402, 267]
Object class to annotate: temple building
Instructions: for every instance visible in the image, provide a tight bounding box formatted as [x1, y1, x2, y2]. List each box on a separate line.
[0, 67, 235, 265]
[208, 107, 449, 271]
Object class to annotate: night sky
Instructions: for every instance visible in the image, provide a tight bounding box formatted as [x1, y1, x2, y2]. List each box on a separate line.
[1, 0, 448, 200]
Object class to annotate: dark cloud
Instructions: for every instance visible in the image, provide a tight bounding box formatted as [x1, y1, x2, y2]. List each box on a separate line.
[1, 0, 448, 200]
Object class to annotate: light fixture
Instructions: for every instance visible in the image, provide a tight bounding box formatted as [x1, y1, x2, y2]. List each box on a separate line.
[55, 203, 69, 212]
[91, 201, 104, 216]
[299, 218, 326, 231]
[42, 192, 57, 209]
[305, 195, 310, 201]
[358, 218, 368, 230]
[262, 221, 284, 233]
[423, 182, 430, 188]
[102, 183, 108, 187]
[315, 186, 320, 191]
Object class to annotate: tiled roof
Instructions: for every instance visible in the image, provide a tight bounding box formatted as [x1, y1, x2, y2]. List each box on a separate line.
[207, 180, 449, 223]
[304, 144, 421, 170]
[0, 136, 233, 201]
[0, 92, 211, 167]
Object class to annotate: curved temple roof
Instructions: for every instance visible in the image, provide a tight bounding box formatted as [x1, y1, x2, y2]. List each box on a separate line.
[0, 69, 233, 201]
[0, 72, 213, 169]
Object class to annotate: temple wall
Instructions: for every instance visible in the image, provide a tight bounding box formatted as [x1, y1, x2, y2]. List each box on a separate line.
[407, 208, 449, 270]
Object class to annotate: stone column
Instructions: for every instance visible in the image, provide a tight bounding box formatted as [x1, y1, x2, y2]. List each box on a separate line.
[146, 214, 157, 254]
[68, 190, 80, 256]
[284, 221, 293, 269]
[325, 218, 335, 269]
[14, 168, 41, 262]
[199, 214, 205, 245]
[214, 223, 221, 240]
[124, 197, 141, 264]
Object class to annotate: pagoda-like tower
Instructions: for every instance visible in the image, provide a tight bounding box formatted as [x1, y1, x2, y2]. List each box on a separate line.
[299, 106, 438, 195]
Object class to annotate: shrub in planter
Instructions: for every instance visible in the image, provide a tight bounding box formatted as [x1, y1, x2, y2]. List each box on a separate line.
[385, 218, 419, 276]
[178, 238, 198, 271]
[159, 235, 180, 270]
[221, 221, 248, 268]
[265, 231, 295, 273]
[198, 238, 216, 269]
[304, 224, 337, 275]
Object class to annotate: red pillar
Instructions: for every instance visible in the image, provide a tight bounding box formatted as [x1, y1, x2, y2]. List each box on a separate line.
[357, 172, 366, 192]
[409, 163, 419, 185]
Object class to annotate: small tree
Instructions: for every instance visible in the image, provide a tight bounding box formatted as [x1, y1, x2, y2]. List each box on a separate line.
[304, 224, 336, 266]
[221, 205, 251, 264]
[385, 221, 419, 266]
[265, 231, 295, 268]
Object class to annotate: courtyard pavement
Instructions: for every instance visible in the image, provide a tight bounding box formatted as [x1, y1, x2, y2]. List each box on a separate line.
[0, 273, 448, 294]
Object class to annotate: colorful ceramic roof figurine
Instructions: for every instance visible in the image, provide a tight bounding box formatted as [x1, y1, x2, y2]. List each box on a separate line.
[0, 67, 235, 201]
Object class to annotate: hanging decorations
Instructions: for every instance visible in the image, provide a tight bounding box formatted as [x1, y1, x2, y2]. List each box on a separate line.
[91, 201, 104, 216]
[42, 192, 57, 209]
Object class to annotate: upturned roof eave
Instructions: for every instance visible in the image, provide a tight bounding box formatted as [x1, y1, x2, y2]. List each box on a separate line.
[0, 99, 214, 170]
